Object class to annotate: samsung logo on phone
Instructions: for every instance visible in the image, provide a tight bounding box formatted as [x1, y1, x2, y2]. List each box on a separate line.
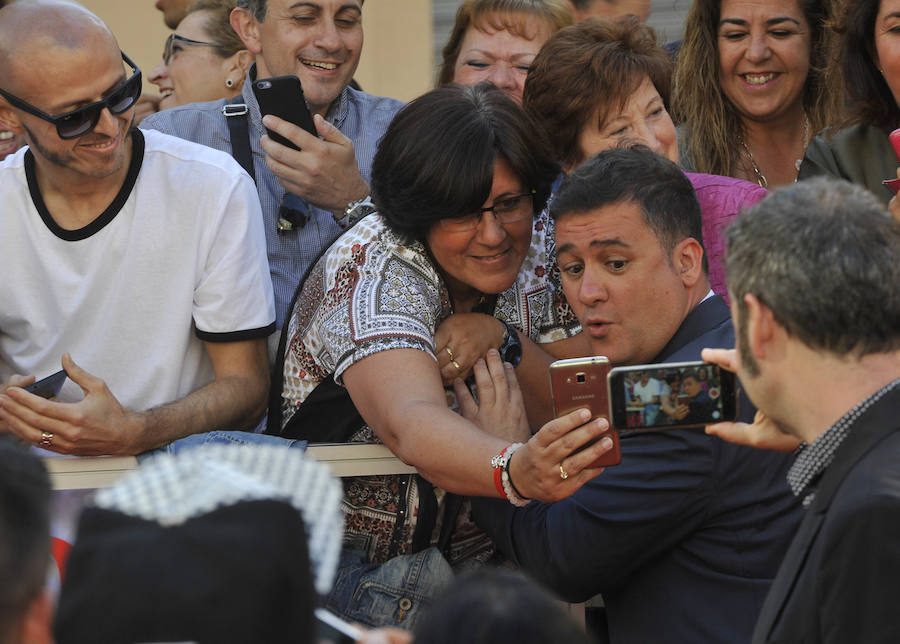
[572, 394, 595, 401]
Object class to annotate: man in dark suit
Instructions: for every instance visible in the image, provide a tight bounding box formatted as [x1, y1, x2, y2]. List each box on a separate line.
[702, 178, 900, 644]
[472, 148, 802, 644]
[676, 373, 717, 424]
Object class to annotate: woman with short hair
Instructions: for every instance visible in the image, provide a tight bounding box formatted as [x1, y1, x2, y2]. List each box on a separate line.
[438, 0, 573, 103]
[271, 83, 611, 629]
[523, 16, 768, 298]
[148, 0, 252, 111]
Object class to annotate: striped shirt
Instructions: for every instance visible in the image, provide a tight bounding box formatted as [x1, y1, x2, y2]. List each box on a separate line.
[142, 67, 404, 332]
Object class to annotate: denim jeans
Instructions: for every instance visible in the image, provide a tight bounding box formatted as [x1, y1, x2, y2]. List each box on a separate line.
[141, 430, 305, 461]
[325, 546, 454, 631]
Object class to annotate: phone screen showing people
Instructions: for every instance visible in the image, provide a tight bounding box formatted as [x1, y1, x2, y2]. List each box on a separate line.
[608, 361, 738, 431]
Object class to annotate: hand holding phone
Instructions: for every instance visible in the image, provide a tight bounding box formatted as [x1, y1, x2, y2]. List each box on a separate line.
[252, 75, 317, 151]
[23, 369, 67, 399]
[550, 356, 620, 467]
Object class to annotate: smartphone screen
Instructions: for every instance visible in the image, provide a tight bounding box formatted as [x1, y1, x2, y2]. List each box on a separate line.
[549, 356, 620, 467]
[608, 361, 738, 431]
[252, 75, 317, 151]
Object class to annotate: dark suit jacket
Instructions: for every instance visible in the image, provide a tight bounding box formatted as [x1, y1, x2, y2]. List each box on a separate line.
[685, 389, 716, 424]
[752, 385, 900, 644]
[472, 296, 802, 644]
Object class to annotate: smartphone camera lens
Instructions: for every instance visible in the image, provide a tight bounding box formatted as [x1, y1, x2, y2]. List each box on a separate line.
[576, 372, 586, 384]
[257, 80, 272, 89]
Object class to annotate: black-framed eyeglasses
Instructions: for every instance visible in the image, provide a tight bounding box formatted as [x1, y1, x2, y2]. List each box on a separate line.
[0, 51, 142, 140]
[438, 190, 535, 232]
[163, 33, 222, 65]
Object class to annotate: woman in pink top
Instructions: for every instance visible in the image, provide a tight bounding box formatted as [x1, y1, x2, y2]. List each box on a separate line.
[523, 17, 767, 299]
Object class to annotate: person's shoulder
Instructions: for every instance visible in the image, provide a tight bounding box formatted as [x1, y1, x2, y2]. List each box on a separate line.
[685, 172, 768, 205]
[139, 129, 247, 183]
[345, 86, 405, 117]
[817, 123, 886, 146]
[659, 296, 733, 363]
[140, 98, 231, 143]
[0, 144, 27, 175]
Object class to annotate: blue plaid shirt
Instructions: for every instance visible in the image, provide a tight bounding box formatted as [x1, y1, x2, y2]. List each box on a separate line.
[142, 67, 404, 332]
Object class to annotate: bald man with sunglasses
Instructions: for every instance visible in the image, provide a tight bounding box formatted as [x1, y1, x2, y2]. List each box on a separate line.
[0, 1, 275, 456]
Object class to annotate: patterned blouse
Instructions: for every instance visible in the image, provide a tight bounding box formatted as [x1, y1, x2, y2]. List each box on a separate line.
[280, 210, 579, 566]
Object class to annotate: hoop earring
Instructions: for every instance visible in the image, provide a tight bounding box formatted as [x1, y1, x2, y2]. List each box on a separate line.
[225, 78, 234, 88]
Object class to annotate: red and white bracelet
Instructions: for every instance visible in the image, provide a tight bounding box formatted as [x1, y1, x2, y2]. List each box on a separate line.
[490, 442, 531, 507]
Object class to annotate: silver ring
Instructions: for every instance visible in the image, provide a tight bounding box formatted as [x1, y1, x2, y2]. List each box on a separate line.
[38, 431, 53, 448]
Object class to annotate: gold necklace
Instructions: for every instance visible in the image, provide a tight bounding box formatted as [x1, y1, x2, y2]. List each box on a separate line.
[738, 115, 810, 189]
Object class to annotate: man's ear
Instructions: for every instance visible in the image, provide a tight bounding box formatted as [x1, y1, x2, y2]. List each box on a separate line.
[230, 7, 263, 55]
[672, 237, 704, 287]
[743, 292, 779, 362]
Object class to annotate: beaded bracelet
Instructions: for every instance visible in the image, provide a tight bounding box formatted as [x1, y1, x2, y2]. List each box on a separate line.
[490, 442, 530, 507]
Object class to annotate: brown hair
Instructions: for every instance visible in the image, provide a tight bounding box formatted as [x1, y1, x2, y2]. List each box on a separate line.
[830, 0, 897, 131]
[437, 0, 573, 86]
[187, 0, 245, 58]
[523, 17, 672, 168]
[672, 0, 842, 176]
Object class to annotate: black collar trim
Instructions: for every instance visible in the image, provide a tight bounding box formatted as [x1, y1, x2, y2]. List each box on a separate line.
[25, 128, 145, 242]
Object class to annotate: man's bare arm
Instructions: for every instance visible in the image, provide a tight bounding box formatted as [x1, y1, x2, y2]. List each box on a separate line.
[0, 339, 269, 455]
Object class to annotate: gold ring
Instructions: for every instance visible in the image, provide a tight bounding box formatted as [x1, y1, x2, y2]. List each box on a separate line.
[452, 360, 461, 371]
[38, 431, 53, 448]
[559, 463, 568, 480]
[445, 347, 454, 361]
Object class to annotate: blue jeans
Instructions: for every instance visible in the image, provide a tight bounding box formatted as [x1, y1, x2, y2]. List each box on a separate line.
[141, 430, 305, 461]
[325, 546, 454, 630]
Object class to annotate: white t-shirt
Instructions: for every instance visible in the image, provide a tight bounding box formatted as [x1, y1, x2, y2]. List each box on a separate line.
[0, 129, 274, 410]
[633, 378, 662, 404]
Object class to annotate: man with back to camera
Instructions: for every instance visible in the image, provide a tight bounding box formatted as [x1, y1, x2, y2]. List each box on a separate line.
[0, 442, 53, 644]
[0, 0, 275, 455]
[699, 178, 900, 644]
[142, 0, 404, 341]
[471, 147, 802, 644]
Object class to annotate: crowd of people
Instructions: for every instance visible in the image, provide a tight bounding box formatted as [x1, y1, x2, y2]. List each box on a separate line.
[1, 0, 899, 642]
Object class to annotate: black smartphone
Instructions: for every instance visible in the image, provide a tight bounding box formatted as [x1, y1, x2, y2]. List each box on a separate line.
[252, 75, 317, 151]
[549, 356, 620, 467]
[608, 360, 738, 431]
[23, 369, 67, 399]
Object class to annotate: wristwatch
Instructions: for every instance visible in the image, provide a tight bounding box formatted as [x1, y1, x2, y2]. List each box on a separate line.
[340, 195, 377, 226]
[498, 320, 522, 367]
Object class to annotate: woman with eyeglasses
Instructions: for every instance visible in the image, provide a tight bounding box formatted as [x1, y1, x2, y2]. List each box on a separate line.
[268, 83, 611, 628]
[145, 0, 251, 115]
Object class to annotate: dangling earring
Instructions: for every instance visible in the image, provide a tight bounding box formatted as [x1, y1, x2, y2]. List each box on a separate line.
[225, 78, 234, 88]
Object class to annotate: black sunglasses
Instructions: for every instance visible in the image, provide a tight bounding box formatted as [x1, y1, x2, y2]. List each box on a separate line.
[0, 51, 142, 140]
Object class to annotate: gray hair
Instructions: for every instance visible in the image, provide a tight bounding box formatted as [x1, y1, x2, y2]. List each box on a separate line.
[726, 177, 900, 357]
[235, 0, 266, 21]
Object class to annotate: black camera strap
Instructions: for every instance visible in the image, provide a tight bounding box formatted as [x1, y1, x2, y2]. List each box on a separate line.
[222, 96, 255, 184]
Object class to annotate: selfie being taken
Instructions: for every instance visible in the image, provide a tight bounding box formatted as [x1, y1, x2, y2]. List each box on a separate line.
[2, 1, 900, 644]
